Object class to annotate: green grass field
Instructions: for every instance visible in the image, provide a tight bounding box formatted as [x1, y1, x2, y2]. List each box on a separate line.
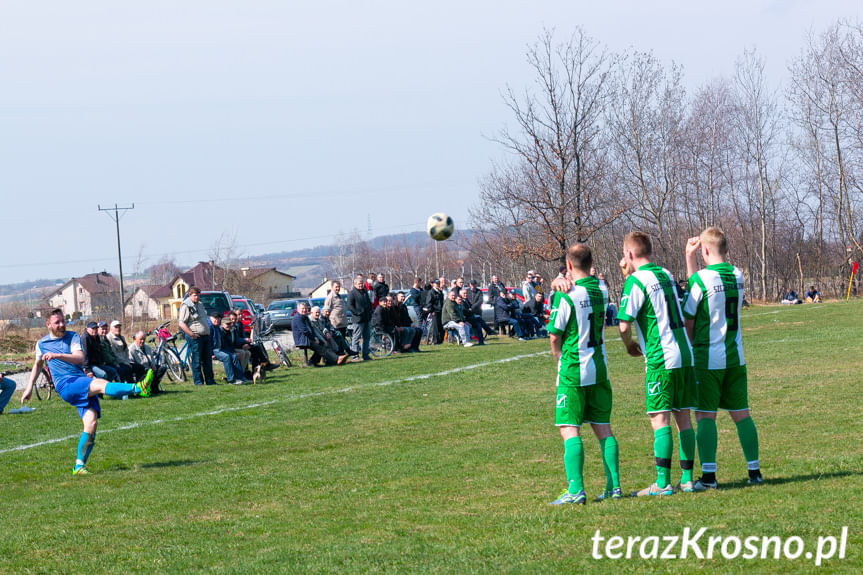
[2, 301, 861, 574]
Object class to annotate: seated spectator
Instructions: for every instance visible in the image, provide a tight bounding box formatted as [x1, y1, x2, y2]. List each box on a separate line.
[394, 292, 422, 352]
[521, 292, 548, 337]
[320, 307, 352, 356]
[494, 290, 526, 340]
[98, 321, 133, 382]
[459, 288, 486, 345]
[441, 290, 474, 347]
[228, 309, 252, 378]
[372, 295, 407, 352]
[106, 320, 146, 382]
[211, 314, 250, 384]
[465, 282, 495, 337]
[510, 291, 539, 338]
[81, 321, 119, 382]
[129, 330, 164, 393]
[292, 301, 349, 366]
[805, 285, 822, 303]
[605, 302, 619, 327]
[781, 288, 802, 305]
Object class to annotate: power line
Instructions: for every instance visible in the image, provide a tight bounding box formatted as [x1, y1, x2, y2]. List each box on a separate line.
[98, 203, 135, 321]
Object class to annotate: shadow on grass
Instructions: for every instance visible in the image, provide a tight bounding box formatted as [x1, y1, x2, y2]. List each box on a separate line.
[138, 459, 205, 469]
[717, 470, 862, 490]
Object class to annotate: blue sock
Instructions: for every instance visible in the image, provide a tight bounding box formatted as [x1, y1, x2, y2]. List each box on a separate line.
[82, 432, 95, 463]
[104, 382, 138, 397]
[76, 432, 89, 467]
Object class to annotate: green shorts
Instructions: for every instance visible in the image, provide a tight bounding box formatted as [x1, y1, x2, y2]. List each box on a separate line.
[695, 365, 749, 412]
[644, 366, 697, 413]
[555, 379, 612, 427]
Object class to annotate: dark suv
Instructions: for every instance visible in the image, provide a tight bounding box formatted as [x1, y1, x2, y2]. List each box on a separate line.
[199, 291, 233, 318]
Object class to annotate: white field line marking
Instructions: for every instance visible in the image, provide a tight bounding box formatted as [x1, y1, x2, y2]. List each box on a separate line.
[1, 351, 551, 455]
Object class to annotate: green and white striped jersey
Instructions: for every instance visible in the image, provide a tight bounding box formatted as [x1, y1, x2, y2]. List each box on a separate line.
[682, 262, 745, 369]
[547, 276, 609, 387]
[617, 263, 693, 371]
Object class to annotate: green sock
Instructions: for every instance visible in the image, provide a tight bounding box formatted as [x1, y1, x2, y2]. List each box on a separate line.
[563, 436, 584, 494]
[678, 428, 696, 483]
[599, 436, 620, 490]
[696, 417, 718, 474]
[654, 426, 673, 488]
[735, 416, 760, 468]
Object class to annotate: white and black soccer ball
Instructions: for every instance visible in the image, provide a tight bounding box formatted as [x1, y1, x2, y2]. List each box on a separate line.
[426, 212, 454, 241]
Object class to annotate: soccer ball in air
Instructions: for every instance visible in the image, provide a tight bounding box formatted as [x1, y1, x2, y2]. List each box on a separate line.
[427, 213, 454, 241]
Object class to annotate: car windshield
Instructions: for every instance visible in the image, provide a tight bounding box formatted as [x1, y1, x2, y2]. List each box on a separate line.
[199, 293, 231, 315]
[268, 301, 297, 311]
[232, 300, 251, 311]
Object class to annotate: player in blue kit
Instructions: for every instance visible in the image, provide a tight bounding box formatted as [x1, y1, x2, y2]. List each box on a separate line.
[20, 309, 152, 474]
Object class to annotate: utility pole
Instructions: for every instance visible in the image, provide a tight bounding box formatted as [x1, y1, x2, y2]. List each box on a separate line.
[98, 204, 135, 323]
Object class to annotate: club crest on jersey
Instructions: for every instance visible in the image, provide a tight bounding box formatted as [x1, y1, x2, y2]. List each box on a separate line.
[556, 393, 567, 408]
[647, 381, 661, 396]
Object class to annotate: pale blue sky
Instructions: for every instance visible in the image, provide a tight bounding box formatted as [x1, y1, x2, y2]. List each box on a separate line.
[0, 1, 859, 284]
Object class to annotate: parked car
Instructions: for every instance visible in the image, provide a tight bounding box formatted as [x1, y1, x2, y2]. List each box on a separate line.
[262, 298, 303, 330]
[231, 295, 258, 332]
[199, 291, 233, 318]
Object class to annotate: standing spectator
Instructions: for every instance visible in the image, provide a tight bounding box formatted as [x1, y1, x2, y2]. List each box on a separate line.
[211, 314, 249, 384]
[178, 286, 216, 386]
[438, 276, 448, 298]
[365, 273, 377, 307]
[106, 321, 146, 383]
[534, 273, 545, 298]
[81, 321, 119, 381]
[129, 330, 164, 393]
[394, 292, 422, 352]
[373, 273, 390, 304]
[442, 290, 475, 347]
[347, 274, 374, 361]
[97, 321, 132, 383]
[409, 277, 423, 324]
[427, 279, 445, 344]
[323, 281, 349, 337]
[522, 271, 538, 301]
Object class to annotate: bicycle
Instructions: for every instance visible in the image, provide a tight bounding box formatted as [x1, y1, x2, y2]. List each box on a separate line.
[146, 322, 187, 382]
[0, 360, 54, 400]
[255, 323, 292, 368]
[344, 327, 394, 359]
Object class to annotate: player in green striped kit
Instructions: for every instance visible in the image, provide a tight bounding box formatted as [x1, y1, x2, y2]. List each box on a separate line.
[617, 231, 697, 496]
[548, 244, 622, 505]
[683, 227, 762, 490]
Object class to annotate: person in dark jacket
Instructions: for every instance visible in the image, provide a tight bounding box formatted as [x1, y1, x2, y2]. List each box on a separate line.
[409, 277, 424, 324]
[347, 274, 374, 360]
[494, 291, 526, 340]
[373, 273, 390, 304]
[459, 288, 485, 345]
[211, 314, 249, 384]
[521, 292, 548, 337]
[424, 279, 445, 344]
[394, 292, 422, 352]
[466, 281, 495, 336]
[292, 302, 348, 366]
[81, 322, 119, 381]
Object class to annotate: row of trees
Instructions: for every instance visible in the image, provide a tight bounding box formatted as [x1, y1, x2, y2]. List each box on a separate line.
[470, 21, 863, 301]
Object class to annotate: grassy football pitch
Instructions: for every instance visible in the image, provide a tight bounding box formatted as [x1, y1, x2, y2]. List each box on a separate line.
[2, 301, 861, 573]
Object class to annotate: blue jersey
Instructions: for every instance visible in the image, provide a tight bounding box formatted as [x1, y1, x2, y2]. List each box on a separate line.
[36, 331, 87, 385]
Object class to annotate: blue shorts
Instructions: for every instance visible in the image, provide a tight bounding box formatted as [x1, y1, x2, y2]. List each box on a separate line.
[55, 376, 101, 419]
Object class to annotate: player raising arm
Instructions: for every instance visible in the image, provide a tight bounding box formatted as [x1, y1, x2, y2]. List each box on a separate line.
[548, 244, 622, 505]
[683, 228, 762, 490]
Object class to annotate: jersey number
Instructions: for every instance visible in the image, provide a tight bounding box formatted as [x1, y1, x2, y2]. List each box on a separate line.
[666, 299, 684, 330]
[587, 313, 604, 348]
[725, 298, 739, 331]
